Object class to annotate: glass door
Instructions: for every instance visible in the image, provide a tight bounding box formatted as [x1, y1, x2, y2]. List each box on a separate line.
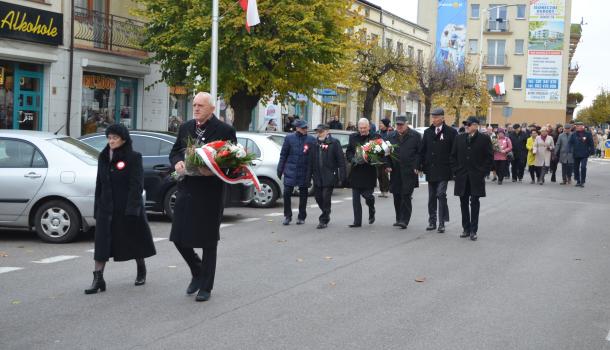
[14, 66, 43, 131]
[115, 79, 137, 129]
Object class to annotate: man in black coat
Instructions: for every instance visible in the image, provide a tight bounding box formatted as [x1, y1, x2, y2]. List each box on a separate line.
[169, 92, 237, 302]
[345, 118, 380, 227]
[328, 115, 344, 130]
[385, 116, 422, 229]
[450, 116, 493, 241]
[508, 123, 528, 182]
[419, 108, 457, 233]
[308, 124, 346, 229]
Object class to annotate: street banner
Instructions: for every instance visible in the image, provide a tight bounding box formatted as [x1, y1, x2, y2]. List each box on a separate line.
[526, 0, 566, 101]
[436, 0, 467, 67]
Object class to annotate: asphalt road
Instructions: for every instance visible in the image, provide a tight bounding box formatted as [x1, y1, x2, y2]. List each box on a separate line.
[1, 158, 610, 350]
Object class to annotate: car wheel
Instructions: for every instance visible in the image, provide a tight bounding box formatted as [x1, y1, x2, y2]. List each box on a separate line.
[251, 178, 279, 208]
[34, 200, 81, 243]
[163, 185, 178, 220]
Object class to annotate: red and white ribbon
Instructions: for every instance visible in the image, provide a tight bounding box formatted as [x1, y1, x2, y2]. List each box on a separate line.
[196, 146, 261, 191]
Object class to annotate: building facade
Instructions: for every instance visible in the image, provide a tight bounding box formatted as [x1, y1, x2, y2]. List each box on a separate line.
[418, 0, 573, 126]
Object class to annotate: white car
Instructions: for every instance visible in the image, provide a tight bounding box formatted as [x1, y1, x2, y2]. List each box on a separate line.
[0, 130, 98, 243]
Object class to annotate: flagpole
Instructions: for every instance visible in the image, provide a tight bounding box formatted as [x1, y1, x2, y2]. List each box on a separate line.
[210, 0, 219, 107]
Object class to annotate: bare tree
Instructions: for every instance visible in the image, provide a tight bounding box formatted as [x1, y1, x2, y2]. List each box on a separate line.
[411, 57, 456, 126]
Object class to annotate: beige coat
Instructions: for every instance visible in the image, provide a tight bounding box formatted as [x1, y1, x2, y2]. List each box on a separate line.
[534, 135, 555, 167]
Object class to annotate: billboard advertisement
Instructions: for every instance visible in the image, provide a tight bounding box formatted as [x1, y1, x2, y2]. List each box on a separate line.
[436, 0, 467, 67]
[526, 0, 566, 101]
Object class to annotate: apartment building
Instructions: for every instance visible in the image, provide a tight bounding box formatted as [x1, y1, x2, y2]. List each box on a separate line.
[418, 0, 573, 126]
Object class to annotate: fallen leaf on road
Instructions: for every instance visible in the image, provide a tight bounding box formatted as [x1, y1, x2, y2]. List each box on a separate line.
[0, 252, 8, 257]
[329, 281, 337, 287]
[324, 256, 333, 261]
[415, 277, 426, 283]
[296, 258, 304, 262]
[574, 258, 582, 261]
[276, 239, 287, 243]
[11, 300, 21, 305]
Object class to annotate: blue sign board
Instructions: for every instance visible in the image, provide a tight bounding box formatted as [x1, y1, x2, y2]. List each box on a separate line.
[436, 0, 467, 67]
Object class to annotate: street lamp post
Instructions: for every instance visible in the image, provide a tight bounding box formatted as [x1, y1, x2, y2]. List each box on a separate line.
[210, 0, 219, 107]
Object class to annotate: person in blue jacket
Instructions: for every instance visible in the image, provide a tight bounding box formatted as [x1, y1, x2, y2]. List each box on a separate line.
[277, 119, 316, 225]
[568, 121, 595, 188]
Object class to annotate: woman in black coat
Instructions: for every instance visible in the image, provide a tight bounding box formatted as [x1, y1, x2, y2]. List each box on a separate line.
[85, 124, 156, 294]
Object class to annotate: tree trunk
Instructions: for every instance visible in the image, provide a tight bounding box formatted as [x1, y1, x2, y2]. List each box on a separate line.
[229, 89, 261, 131]
[363, 83, 382, 121]
[453, 96, 464, 126]
[423, 95, 432, 127]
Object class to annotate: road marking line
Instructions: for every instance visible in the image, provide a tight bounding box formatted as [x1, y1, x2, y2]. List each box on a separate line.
[265, 213, 284, 217]
[343, 197, 352, 200]
[0, 267, 23, 274]
[331, 200, 342, 204]
[153, 237, 168, 242]
[309, 204, 318, 208]
[237, 218, 261, 223]
[85, 249, 94, 253]
[220, 223, 234, 229]
[606, 329, 610, 341]
[32, 255, 79, 264]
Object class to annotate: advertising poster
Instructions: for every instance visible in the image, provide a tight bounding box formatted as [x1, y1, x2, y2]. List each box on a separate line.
[526, 0, 566, 101]
[436, 0, 467, 67]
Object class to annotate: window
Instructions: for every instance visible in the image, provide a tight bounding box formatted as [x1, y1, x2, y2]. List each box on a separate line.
[471, 4, 480, 18]
[469, 39, 478, 54]
[417, 49, 423, 63]
[515, 39, 524, 55]
[513, 75, 523, 89]
[131, 135, 163, 156]
[487, 75, 504, 99]
[517, 5, 526, 19]
[81, 135, 108, 151]
[160, 140, 174, 155]
[365, 8, 370, 18]
[407, 46, 414, 59]
[50, 138, 99, 166]
[487, 39, 506, 65]
[237, 138, 262, 158]
[386, 39, 393, 50]
[0, 139, 46, 168]
[396, 42, 404, 55]
[488, 4, 508, 31]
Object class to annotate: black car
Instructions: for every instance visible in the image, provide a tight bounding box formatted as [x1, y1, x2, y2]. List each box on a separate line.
[79, 131, 254, 219]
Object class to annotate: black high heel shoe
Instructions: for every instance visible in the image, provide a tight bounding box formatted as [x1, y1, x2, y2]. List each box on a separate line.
[135, 262, 146, 286]
[85, 271, 106, 294]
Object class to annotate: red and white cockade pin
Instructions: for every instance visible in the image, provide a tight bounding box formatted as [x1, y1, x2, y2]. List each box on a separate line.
[116, 161, 126, 170]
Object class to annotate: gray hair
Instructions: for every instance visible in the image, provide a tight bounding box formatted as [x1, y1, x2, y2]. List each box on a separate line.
[357, 118, 369, 127]
[194, 92, 214, 106]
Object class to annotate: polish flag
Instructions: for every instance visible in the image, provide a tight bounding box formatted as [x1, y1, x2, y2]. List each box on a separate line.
[239, 0, 260, 33]
[494, 82, 506, 95]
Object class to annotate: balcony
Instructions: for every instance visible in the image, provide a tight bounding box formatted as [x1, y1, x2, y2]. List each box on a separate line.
[485, 19, 511, 34]
[488, 91, 508, 104]
[74, 7, 147, 57]
[482, 54, 509, 69]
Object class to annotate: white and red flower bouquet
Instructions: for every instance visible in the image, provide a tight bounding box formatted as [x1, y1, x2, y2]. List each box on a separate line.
[355, 139, 395, 166]
[173, 137, 261, 190]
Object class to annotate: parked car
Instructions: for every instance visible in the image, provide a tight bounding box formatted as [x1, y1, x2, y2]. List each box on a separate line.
[79, 130, 254, 219]
[236, 132, 283, 208]
[0, 130, 99, 243]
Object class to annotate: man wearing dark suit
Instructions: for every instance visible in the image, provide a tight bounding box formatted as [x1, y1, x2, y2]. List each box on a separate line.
[385, 116, 422, 229]
[169, 92, 237, 302]
[419, 108, 457, 233]
[450, 116, 493, 241]
[308, 124, 346, 229]
[345, 118, 380, 227]
[508, 123, 528, 182]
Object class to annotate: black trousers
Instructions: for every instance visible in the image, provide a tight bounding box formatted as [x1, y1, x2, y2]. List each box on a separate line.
[174, 242, 217, 293]
[550, 157, 559, 180]
[459, 178, 480, 234]
[573, 157, 588, 184]
[511, 157, 526, 180]
[376, 166, 390, 193]
[494, 160, 508, 181]
[393, 188, 414, 225]
[314, 186, 334, 224]
[529, 165, 541, 182]
[561, 162, 573, 182]
[352, 187, 375, 225]
[427, 181, 449, 226]
[283, 185, 308, 220]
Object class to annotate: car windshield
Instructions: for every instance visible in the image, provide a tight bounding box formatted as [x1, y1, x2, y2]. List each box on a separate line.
[49, 137, 99, 165]
[268, 135, 285, 146]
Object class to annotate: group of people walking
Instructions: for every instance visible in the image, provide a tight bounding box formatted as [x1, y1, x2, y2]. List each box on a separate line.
[277, 108, 494, 242]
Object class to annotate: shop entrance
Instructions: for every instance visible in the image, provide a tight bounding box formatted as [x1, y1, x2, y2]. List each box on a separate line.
[0, 61, 44, 130]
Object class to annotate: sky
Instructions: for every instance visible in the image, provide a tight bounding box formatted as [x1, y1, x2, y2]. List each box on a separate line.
[371, 0, 609, 115]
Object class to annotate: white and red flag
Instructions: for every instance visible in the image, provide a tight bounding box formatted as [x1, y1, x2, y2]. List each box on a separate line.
[494, 81, 506, 96]
[239, 0, 260, 33]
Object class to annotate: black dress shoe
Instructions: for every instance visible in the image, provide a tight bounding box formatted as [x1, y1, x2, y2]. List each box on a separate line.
[396, 222, 407, 229]
[349, 223, 361, 228]
[425, 224, 436, 231]
[316, 223, 327, 229]
[282, 217, 291, 225]
[186, 276, 202, 295]
[393, 222, 401, 227]
[470, 232, 478, 241]
[296, 219, 305, 225]
[437, 225, 445, 233]
[460, 231, 470, 238]
[195, 290, 211, 302]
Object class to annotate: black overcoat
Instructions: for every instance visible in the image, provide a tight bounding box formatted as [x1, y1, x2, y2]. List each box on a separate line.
[308, 136, 346, 188]
[94, 144, 156, 262]
[419, 123, 457, 182]
[385, 129, 422, 194]
[450, 131, 494, 197]
[345, 132, 381, 189]
[508, 131, 528, 161]
[169, 116, 237, 248]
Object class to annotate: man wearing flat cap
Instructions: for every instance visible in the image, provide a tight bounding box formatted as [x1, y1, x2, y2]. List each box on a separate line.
[384, 116, 422, 229]
[277, 119, 316, 225]
[308, 124, 346, 229]
[419, 108, 457, 233]
[508, 123, 528, 182]
[450, 116, 493, 241]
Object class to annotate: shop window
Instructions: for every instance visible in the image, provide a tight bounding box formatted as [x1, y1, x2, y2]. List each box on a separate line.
[168, 86, 189, 133]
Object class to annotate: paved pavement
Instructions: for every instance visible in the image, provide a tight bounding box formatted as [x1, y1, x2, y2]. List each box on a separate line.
[1, 160, 610, 349]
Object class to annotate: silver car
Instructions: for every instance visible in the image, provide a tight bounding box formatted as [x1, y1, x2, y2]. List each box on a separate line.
[236, 132, 283, 208]
[0, 130, 98, 243]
